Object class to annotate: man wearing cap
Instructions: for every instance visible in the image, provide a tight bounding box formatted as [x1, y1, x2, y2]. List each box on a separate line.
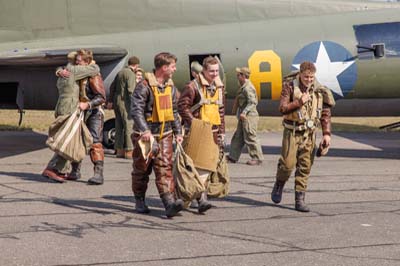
[107, 56, 140, 159]
[226, 67, 263, 166]
[42, 51, 100, 183]
[130, 52, 184, 218]
[270, 61, 335, 212]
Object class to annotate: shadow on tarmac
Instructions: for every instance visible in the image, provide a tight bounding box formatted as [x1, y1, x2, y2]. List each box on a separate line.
[227, 131, 400, 160]
[0, 131, 47, 159]
[0, 171, 51, 183]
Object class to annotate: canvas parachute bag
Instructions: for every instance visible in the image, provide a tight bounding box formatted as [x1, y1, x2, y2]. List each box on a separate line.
[208, 150, 230, 198]
[46, 109, 93, 162]
[173, 143, 205, 205]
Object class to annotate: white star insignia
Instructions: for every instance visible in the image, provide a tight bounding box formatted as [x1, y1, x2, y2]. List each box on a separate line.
[293, 42, 355, 97]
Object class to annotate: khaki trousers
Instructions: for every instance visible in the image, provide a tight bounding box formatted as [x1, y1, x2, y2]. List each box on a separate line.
[276, 128, 316, 192]
[47, 153, 70, 174]
[114, 103, 133, 151]
[229, 115, 263, 161]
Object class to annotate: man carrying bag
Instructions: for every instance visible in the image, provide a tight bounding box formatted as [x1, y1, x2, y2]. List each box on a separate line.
[46, 109, 93, 164]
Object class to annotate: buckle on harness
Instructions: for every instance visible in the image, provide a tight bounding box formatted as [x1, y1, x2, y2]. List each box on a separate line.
[305, 119, 315, 129]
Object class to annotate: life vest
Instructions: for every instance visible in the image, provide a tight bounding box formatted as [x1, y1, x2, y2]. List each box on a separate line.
[147, 85, 174, 123]
[191, 73, 224, 126]
[145, 72, 175, 137]
[283, 76, 323, 130]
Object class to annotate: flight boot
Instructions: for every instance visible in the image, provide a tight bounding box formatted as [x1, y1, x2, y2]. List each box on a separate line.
[124, 150, 133, 159]
[161, 193, 183, 218]
[295, 191, 310, 212]
[135, 195, 150, 214]
[65, 162, 81, 181]
[197, 192, 212, 214]
[271, 180, 285, 204]
[116, 149, 125, 158]
[88, 161, 104, 185]
[42, 168, 66, 183]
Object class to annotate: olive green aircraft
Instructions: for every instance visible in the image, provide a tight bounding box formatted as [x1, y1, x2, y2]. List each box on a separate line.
[0, 0, 399, 140]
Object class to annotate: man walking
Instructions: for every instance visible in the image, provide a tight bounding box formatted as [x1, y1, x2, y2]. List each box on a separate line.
[270, 61, 335, 212]
[178, 56, 226, 213]
[130, 52, 184, 218]
[107, 56, 140, 159]
[226, 67, 263, 166]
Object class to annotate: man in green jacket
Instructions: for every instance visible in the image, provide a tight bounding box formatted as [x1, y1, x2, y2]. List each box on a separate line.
[107, 56, 140, 159]
[42, 51, 100, 183]
[227, 67, 264, 165]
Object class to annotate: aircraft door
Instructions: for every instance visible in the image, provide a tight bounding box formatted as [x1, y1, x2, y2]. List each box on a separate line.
[0, 82, 21, 109]
[188, 54, 221, 80]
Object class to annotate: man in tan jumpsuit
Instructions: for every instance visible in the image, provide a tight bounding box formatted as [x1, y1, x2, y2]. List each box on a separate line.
[107, 56, 140, 159]
[42, 51, 99, 183]
[227, 67, 263, 166]
[271, 61, 335, 212]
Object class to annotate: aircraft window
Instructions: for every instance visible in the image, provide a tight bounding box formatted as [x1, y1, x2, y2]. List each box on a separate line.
[260, 83, 271, 99]
[188, 54, 221, 80]
[0, 82, 19, 109]
[354, 22, 400, 59]
[259, 62, 271, 72]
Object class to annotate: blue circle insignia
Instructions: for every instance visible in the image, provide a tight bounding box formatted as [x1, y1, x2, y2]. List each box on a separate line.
[291, 41, 357, 99]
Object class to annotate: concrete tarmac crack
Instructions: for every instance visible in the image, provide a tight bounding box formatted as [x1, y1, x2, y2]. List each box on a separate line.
[51, 242, 400, 266]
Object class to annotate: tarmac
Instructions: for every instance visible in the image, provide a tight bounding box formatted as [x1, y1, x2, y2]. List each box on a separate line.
[0, 130, 399, 266]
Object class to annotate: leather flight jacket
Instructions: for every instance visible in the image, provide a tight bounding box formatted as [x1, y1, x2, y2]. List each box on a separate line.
[80, 73, 106, 109]
[178, 73, 225, 135]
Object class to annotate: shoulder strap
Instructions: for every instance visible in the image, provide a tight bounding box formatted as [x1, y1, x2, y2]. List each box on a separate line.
[190, 79, 206, 112]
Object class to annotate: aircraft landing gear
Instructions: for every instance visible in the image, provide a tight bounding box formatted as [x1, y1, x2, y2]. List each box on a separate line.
[102, 118, 116, 150]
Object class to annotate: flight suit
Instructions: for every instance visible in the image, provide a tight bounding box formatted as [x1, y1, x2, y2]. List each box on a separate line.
[46, 63, 100, 174]
[272, 73, 335, 211]
[229, 79, 263, 162]
[130, 72, 183, 216]
[80, 71, 106, 184]
[111, 66, 136, 155]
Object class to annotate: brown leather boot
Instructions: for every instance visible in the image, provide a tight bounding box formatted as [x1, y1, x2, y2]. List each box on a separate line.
[271, 180, 285, 203]
[295, 191, 310, 212]
[116, 149, 125, 158]
[42, 168, 66, 183]
[124, 150, 133, 159]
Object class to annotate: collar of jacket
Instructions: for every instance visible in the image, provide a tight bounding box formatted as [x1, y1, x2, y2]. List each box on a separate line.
[198, 72, 223, 88]
[145, 72, 174, 87]
[238, 79, 250, 91]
